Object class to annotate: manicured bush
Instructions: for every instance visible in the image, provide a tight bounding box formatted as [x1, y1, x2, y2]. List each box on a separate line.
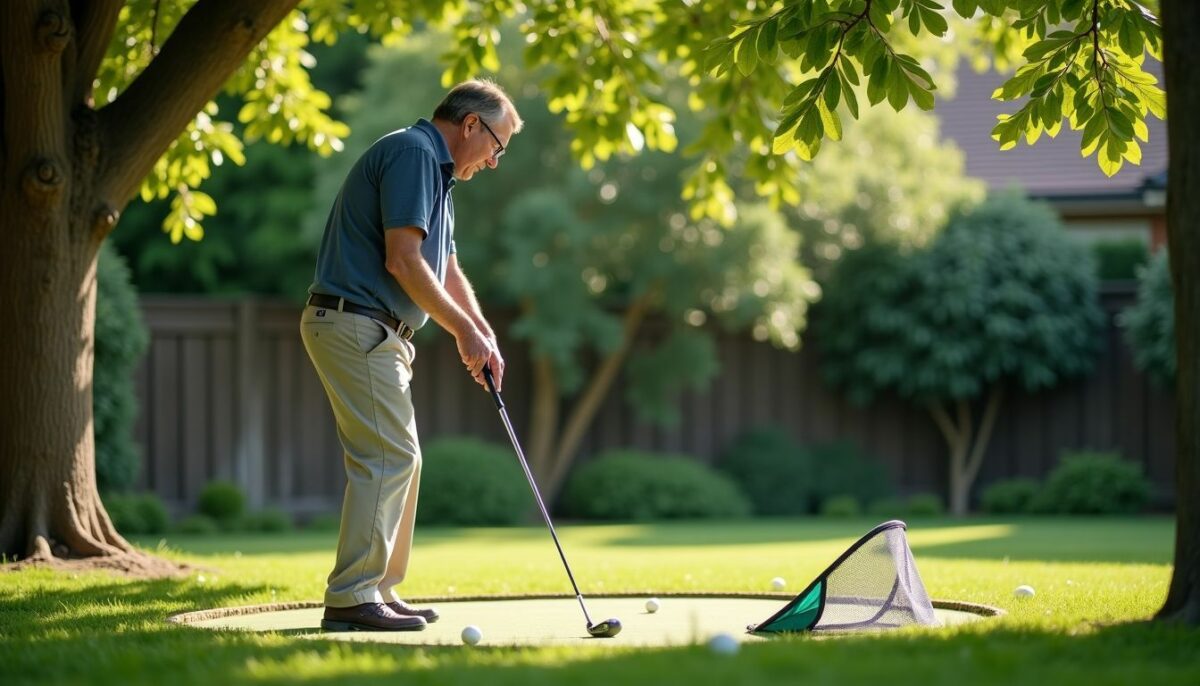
[715, 426, 812, 516]
[906, 493, 945, 517]
[305, 513, 342, 532]
[1092, 239, 1149, 281]
[808, 441, 893, 511]
[242, 508, 294, 532]
[820, 495, 861, 518]
[1032, 452, 1151, 515]
[867, 497, 908, 518]
[197, 481, 246, 528]
[980, 478, 1041, 514]
[560, 450, 751, 521]
[175, 514, 220, 535]
[1119, 250, 1174, 387]
[415, 438, 532, 526]
[102, 493, 170, 535]
[95, 242, 150, 493]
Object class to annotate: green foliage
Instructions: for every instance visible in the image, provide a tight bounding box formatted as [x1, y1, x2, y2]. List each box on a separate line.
[820, 495, 862, 517]
[1119, 250, 1175, 386]
[705, 0, 1164, 183]
[415, 438, 532, 526]
[818, 190, 1105, 405]
[980, 478, 1042, 514]
[197, 481, 247, 528]
[94, 242, 150, 493]
[715, 426, 812, 516]
[304, 513, 342, 532]
[906, 492, 945, 516]
[174, 514, 220, 535]
[715, 430, 891, 515]
[241, 509, 295, 533]
[101, 493, 170, 535]
[1092, 239, 1149, 281]
[1032, 452, 1152, 515]
[560, 450, 751, 521]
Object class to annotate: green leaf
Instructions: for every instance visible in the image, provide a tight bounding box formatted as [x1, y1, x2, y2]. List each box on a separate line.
[824, 72, 841, 110]
[910, 80, 935, 110]
[867, 54, 890, 106]
[887, 66, 909, 111]
[920, 7, 948, 36]
[757, 19, 779, 63]
[951, 0, 978, 17]
[818, 98, 843, 141]
[736, 28, 760, 76]
[840, 71, 860, 118]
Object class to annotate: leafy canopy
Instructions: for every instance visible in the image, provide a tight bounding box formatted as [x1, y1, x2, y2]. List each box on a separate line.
[105, 1, 1161, 240]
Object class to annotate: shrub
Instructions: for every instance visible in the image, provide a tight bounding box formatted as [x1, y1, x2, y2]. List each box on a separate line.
[103, 493, 170, 535]
[198, 481, 246, 528]
[820, 495, 861, 518]
[1119, 251, 1174, 387]
[560, 450, 751, 521]
[415, 438, 532, 526]
[242, 508, 293, 532]
[1032, 452, 1151, 515]
[906, 493, 945, 517]
[1092, 239, 1149, 281]
[95, 242, 150, 493]
[715, 426, 811, 516]
[175, 514, 220, 535]
[808, 441, 893, 510]
[305, 513, 342, 532]
[980, 478, 1041, 514]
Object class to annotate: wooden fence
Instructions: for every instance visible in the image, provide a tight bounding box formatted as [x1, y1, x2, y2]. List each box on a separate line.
[132, 285, 1175, 514]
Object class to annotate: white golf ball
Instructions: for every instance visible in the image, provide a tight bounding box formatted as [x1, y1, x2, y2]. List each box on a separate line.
[461, 625, 482, 645]
[708, 632, 740, 655]
[645, 598, 660, 613]
[771, 576, 786, 591]
[1014, 584, 1036, 598]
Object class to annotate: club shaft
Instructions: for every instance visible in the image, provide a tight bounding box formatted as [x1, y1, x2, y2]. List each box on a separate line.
[492, 400, 595, 627]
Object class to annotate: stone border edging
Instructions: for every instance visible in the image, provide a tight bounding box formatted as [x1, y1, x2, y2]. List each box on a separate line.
[166, 593, 1004, 626]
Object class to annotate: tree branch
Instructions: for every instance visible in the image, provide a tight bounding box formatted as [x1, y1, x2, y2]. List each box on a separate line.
[96, 0, 299, 206]
[925, 399, 960, 447]
[69, 0, 122, 106]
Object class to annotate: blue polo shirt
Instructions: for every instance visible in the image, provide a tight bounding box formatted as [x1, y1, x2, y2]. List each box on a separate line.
[309, 118, 457, 330]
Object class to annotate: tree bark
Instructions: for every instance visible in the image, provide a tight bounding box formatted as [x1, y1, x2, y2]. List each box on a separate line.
[1157, 0, 1200, 625]
[0, 0, 297, 564]
[926, 388, 1001, 517]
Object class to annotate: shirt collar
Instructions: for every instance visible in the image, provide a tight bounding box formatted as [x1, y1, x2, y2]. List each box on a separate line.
[413, 118, 457, 186]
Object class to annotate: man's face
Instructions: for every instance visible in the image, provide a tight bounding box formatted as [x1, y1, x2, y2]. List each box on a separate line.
[455, 112, 513, 181]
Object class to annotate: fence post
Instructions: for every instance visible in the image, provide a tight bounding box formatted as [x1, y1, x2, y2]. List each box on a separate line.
[235, 299, 266, 509]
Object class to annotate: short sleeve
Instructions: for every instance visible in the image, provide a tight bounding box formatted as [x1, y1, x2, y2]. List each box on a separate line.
[379, 146, 440, 237]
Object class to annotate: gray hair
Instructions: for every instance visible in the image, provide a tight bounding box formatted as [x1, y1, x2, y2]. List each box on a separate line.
[432, 79, 524, 133]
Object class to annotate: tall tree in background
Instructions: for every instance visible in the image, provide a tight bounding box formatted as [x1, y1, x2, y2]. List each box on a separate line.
[0, 1, 1192, 624]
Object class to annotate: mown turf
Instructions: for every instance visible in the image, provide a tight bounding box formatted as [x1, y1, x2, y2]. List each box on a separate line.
[2, 517, 1197, 685]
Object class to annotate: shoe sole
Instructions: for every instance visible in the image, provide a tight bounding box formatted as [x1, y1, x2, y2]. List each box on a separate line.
[321, 619, 426, 632]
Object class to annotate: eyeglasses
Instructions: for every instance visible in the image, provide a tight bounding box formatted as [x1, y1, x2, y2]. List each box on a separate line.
[476, 114, 506, 160]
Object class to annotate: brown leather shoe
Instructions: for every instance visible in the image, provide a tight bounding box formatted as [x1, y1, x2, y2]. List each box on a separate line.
[387, 600, 439, 623]
[321, 602, 427, 631]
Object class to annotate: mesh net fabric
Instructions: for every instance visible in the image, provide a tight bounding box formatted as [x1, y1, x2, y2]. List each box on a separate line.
[752, 521, 940, 633]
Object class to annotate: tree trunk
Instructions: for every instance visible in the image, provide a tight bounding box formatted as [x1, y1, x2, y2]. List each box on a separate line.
[0, 0, 297, 567]
[527, 354, 560, 482]
[927, 388, 1002, 517]
[1157, 0, 1200, 625]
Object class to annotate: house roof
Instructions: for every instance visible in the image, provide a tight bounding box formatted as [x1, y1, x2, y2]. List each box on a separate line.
[936, 61, 1168, 201]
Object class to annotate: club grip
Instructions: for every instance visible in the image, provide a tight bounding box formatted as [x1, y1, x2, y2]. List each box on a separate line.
[483, 364, 504, 410]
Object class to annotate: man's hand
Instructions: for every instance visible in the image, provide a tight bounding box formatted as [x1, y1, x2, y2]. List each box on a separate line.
[456, 327, 492, 382]
[478, 341, 504, 392]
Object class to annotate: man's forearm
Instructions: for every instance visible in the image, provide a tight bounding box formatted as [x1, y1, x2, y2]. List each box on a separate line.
[388, 255, 477, 338]
[445, 265, 493, 338]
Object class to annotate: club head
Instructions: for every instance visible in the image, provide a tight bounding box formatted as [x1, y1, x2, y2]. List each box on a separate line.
[587, 617, 622, 638]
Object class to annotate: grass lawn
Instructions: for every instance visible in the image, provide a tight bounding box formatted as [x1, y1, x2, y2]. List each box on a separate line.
[2, 517, 1198, 685]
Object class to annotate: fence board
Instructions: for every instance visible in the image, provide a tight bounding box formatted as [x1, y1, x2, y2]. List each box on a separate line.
[132, 286, 1176, 514]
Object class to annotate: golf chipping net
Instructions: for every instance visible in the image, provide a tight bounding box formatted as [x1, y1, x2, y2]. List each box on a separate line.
[749, 520, 940, 634]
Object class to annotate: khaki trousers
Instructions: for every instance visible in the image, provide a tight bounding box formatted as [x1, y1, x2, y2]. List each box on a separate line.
[300, 304, 422, 607]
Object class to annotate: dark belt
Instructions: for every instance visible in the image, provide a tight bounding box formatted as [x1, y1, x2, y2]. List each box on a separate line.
[307, 293, 414, 341]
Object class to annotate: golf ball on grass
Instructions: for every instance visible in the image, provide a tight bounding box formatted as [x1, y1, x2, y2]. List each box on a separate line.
[708, 632, 740, 655]
[1014, 584, 1036, 598]
[461, 625, 482, 645]
[771, 577, 786, 591]
[645, 598, 660, 613]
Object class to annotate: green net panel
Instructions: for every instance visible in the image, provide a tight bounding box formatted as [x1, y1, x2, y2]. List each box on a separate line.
[749, 520, 940, 633]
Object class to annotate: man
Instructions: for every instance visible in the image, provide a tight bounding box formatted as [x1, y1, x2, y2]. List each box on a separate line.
[301, 80, 522, 631]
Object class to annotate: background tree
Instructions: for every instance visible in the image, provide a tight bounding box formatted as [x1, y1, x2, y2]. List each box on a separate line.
[816, 191, 1105, 516]
[1120, 250, 1174, 387]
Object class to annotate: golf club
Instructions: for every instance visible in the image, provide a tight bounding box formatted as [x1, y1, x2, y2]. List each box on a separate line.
[482, 364, 622, 638]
